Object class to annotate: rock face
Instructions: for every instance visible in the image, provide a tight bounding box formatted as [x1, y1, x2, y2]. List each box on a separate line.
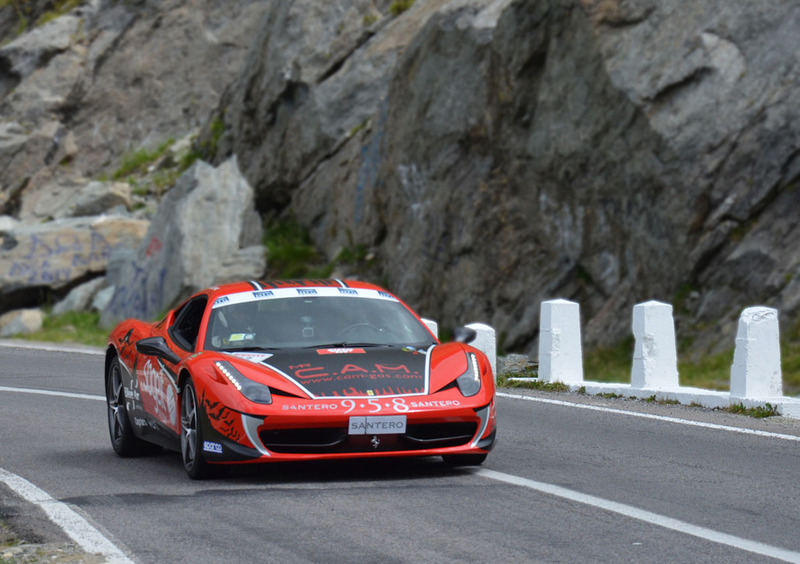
[100, 158, 265, 327]
[206, 0, 800, 355]
[3, 0, 800, 355]
[0, 1, 270, 326]
[0, 308, 44, 337]
[0, 215, 149, 309]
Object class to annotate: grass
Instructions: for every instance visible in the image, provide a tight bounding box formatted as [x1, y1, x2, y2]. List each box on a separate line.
[581, 338, 800, 396]
[16, 311, 108, 348]
[263, 217, 332, 279]
[263, 218, 378, 280]
[583, 337, 633, 384]
[112, 139, 175, 181]
[496, 371, 569, 393]
[35, 0, 81, 26]
[199, 115, 225, 158]
[108, 136, 199, 197]
[725, 403, 778, 418]
[389, 0, 414, 16]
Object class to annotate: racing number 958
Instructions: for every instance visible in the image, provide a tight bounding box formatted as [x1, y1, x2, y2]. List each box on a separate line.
[341, 398, 409, 414]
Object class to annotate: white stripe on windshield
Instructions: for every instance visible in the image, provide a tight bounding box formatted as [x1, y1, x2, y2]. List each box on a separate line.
[212, 287, 399, 309]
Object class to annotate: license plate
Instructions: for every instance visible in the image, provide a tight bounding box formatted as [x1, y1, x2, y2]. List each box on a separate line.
[348, 415, 407, 435]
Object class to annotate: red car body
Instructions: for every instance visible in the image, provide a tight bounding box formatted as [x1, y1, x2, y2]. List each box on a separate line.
[105, 280, 496, 478]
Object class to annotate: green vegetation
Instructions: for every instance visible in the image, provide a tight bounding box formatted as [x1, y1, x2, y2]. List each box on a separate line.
[0, 519, 19, 550]
[335, 243, 374, 267]
[349, 119, 369, 137]
[263, 218, 379, 280]
[389, 0, 415, 16]
[264, 217, 333, 279]
[583, 337, 632, 384]
[495, 371, 569, 393]
[781, 341, 800, 396]
[580, 338, 787, 394]
[109, 137, 199, 196]
[199, 114, 225, 158]
[0, 0, 82, 38]
[112, 139, 174, 181]
[644, 395, 679, 405]
[679, 349, 734, 391]
[1, 0, 30, 38]
[17, 311, 108, 347]
[725, 402, 778, 418]
[35, 0, 81, 26]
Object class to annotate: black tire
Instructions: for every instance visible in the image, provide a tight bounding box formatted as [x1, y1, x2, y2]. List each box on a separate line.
[442, 453, 488, 467]
[180, 379, 216, 479]
[106, 357, 161, 456]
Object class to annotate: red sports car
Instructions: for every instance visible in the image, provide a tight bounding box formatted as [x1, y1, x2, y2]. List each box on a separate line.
[105, 279, 497, 478]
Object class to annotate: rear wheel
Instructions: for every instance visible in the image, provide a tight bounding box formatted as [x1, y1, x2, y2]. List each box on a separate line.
[181, 379, 215, 479]
[106, 357, 161, 456]
[442, 453, 488, 467]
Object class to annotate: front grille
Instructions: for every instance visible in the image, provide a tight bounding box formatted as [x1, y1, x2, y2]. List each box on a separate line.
[260, 428, 348, 452]
[260, 422, 477, 454]
[404, 422, 477, 447]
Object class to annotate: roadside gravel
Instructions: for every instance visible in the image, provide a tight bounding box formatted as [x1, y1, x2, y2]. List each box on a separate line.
[0, 489, 103, 564]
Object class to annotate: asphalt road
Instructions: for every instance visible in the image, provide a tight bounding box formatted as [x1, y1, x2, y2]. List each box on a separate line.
[2, 341, 800, 563]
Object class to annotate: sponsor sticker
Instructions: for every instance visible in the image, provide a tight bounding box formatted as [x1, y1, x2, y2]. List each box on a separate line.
[252, 290, 274, 299]
[316, 348, 366, 355]
[348, 415, 407, 435]
[203, 441, 223, 454]
[228, 333, 255, 342]
[228, 352, 273, 363]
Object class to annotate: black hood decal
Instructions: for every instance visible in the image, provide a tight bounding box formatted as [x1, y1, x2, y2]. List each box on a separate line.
[263, 347, 430, 398]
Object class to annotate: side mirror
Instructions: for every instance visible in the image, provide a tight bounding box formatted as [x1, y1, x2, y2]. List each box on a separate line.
[136, 336, 181, 365]
[453, 326, 477, 344]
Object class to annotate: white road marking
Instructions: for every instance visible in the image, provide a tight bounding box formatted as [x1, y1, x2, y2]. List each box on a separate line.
[0, 386, 104, 402]
[0, 340, 104, 356]
[497, 391, 800, 442]
[3, 342, 799, 562]
[473, 468, 800, 563]
[0, 468, 134, 564]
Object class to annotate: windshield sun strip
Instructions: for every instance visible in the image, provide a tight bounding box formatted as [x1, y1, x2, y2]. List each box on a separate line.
[212, 287, 399, 309]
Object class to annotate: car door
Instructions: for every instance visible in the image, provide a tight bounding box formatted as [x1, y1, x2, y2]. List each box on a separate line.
[137, 295, 208, 436]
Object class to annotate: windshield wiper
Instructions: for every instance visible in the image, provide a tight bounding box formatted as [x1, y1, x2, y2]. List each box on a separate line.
[220, 346, 279, 352]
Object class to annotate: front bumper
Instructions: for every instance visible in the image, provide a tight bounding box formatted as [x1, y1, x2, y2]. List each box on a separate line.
[199, 392, 497, 464]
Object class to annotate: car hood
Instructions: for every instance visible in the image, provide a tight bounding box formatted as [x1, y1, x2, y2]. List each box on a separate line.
[227, 346, 433, 399]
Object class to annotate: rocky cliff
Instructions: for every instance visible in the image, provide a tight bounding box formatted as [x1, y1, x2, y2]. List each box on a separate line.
[207, 0, 800, 355]
[3, 0, 800, 357]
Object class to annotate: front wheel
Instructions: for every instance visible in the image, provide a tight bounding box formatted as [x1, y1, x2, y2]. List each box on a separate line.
[181, 379, 215, 479]
[106, 357, 161, 456]
[442, 453, 488, 467]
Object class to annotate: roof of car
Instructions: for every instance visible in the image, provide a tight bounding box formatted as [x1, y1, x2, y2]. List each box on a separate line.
[208, 279, 387, 297]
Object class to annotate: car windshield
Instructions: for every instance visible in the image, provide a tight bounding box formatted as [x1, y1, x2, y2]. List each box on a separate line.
[203, 289, 436, 351]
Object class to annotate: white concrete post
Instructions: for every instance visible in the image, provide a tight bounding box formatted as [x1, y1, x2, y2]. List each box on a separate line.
[421, 318, 438, 339]
[538, 299, 583, 384]
[631, 301, 679, 390]
[466, 322, 497, 381]
[730, 307, 782, 399]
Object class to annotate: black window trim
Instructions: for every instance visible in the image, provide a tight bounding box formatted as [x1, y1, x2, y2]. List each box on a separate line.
[168, 295, 208, 352]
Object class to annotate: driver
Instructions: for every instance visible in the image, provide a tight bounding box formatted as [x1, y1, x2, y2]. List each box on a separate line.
[218, 304, 257, 346]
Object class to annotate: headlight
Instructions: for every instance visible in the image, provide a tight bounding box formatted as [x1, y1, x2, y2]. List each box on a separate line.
[215, 361, 272, 405]
[456, 353, 481, 397]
